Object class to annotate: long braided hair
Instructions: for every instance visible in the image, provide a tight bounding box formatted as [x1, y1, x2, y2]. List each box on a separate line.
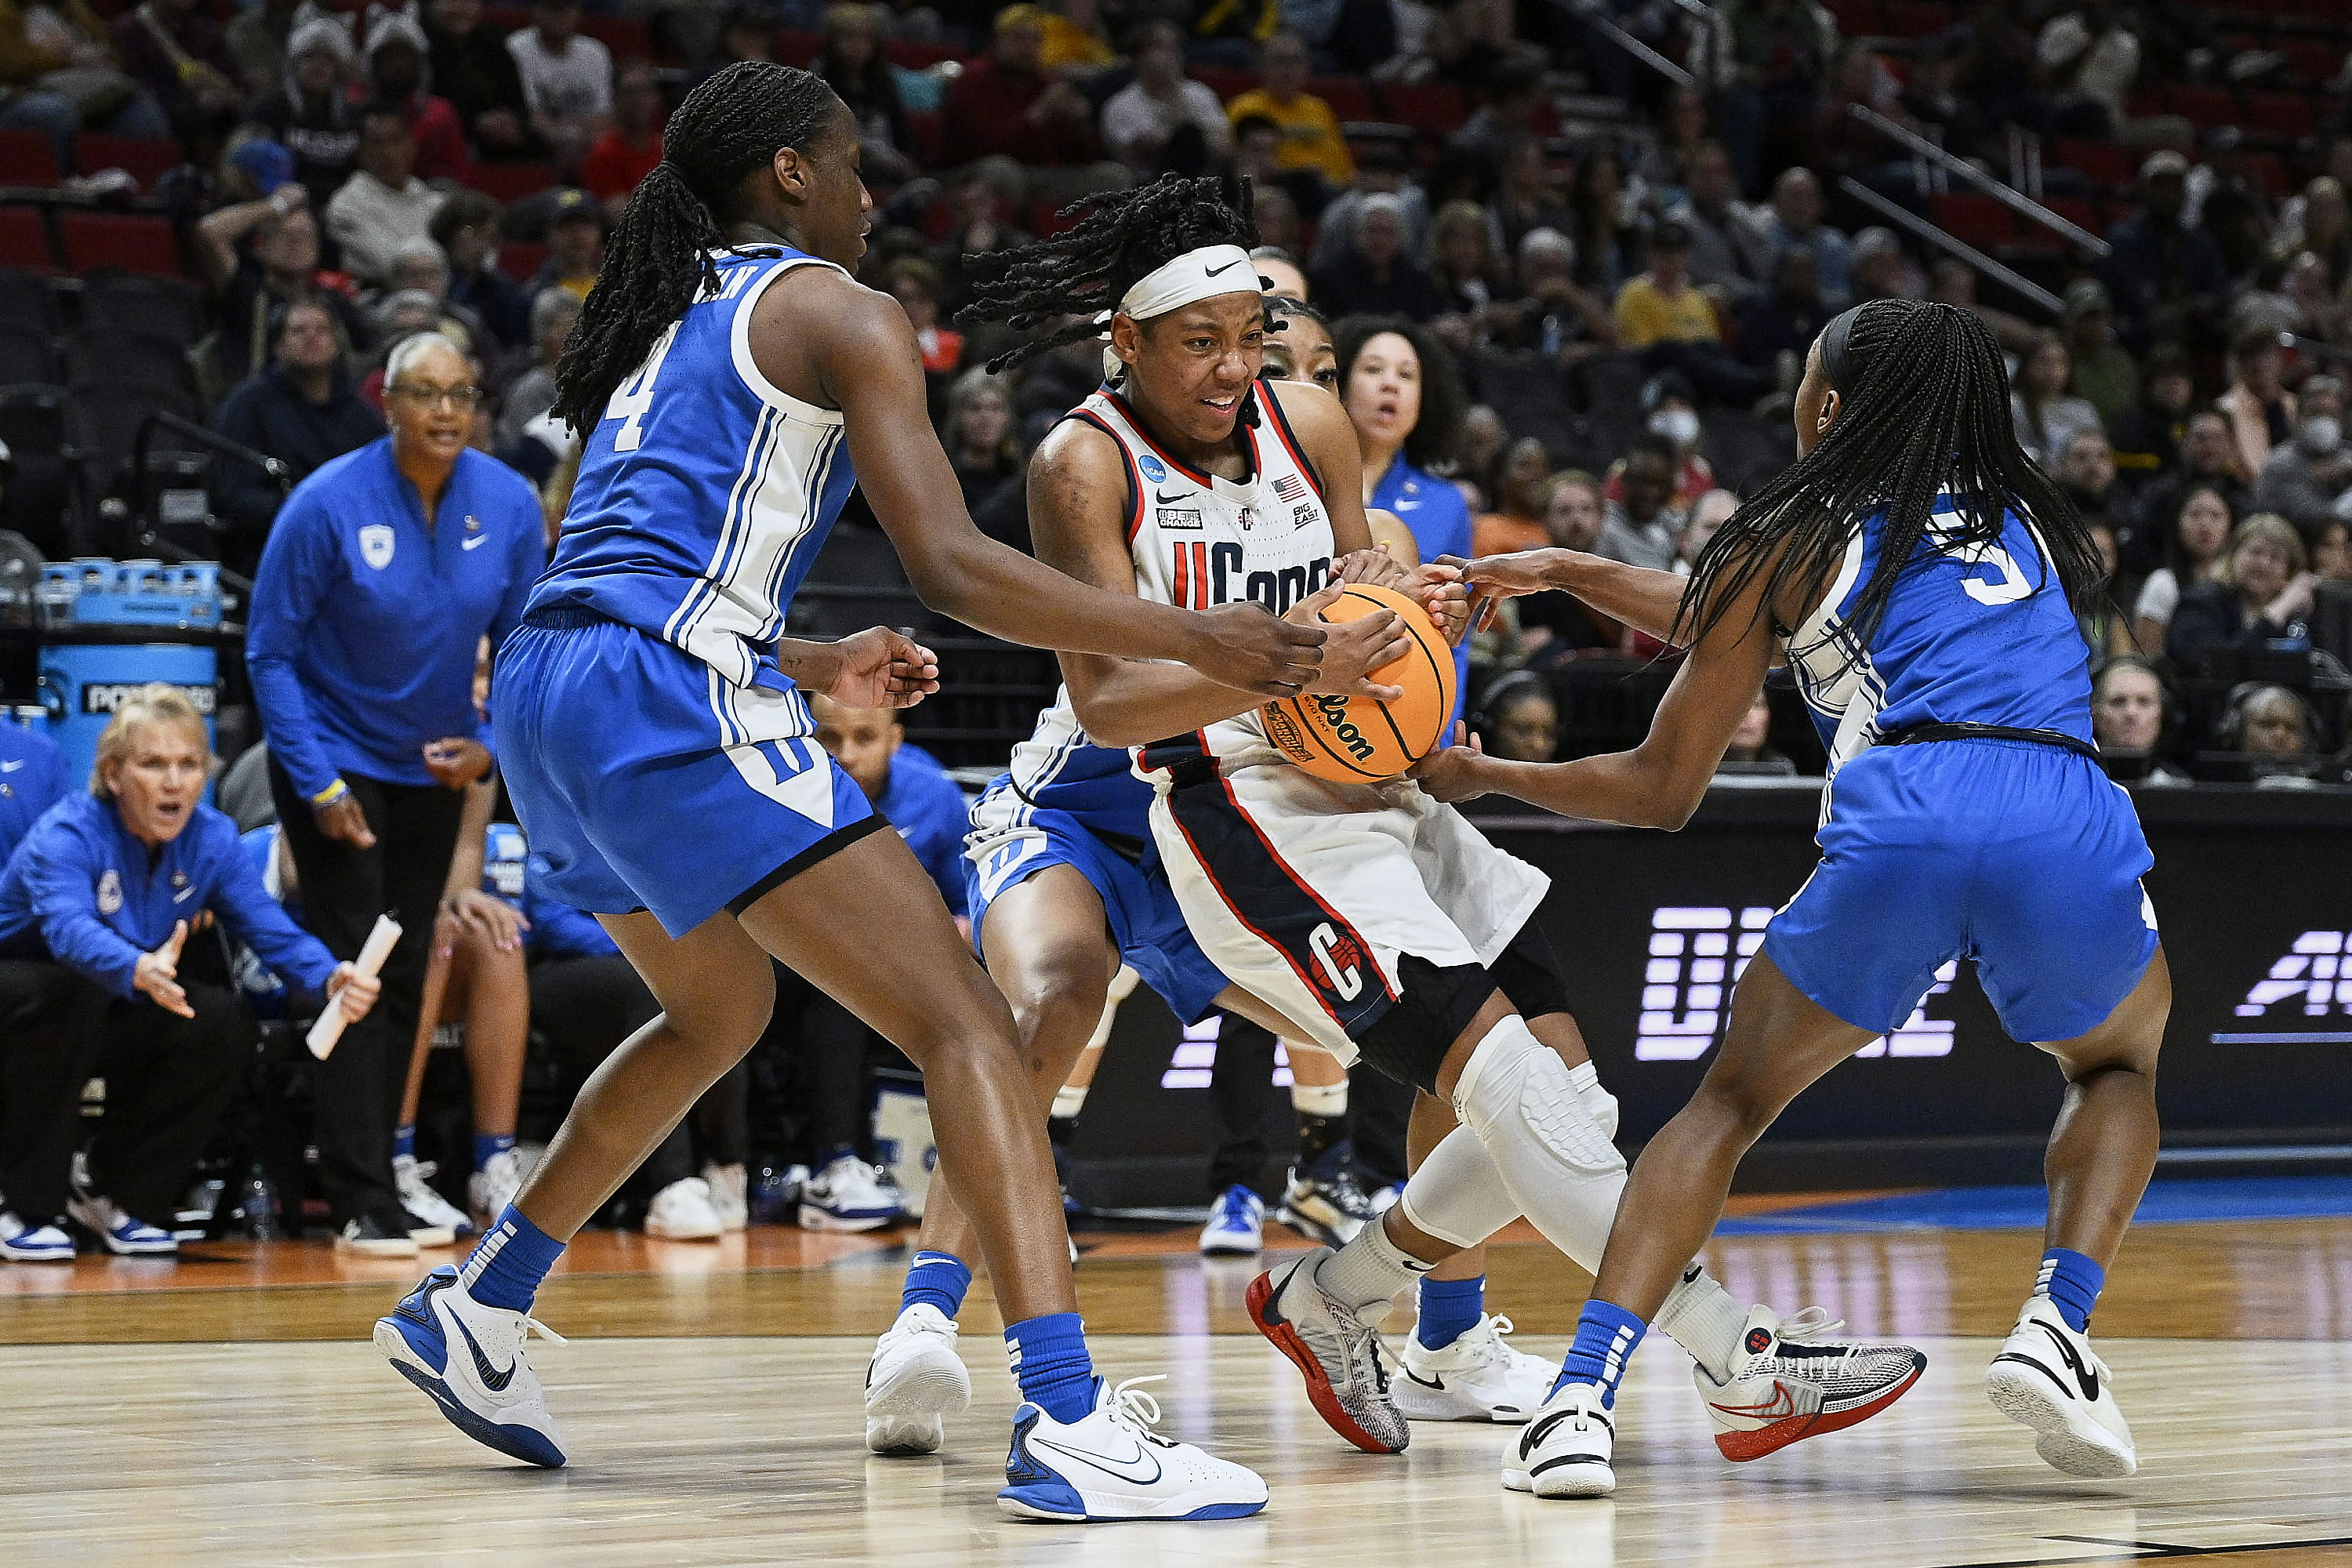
[554, 60, 840, 432]
[1673, 300, 2105, 664]
[958, 175, 1258, 372]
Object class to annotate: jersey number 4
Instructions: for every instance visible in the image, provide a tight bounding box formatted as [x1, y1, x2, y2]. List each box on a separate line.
[604, 321, 681, 452]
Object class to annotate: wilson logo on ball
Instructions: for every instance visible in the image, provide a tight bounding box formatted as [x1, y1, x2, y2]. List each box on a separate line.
[1312, 694, 1377, 762]
[1261, 584, 1457, 783]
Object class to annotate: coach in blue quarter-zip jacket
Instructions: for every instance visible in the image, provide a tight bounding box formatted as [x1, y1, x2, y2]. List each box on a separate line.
[245, 331, 544, 1257]
[0, 688, 379, 1262]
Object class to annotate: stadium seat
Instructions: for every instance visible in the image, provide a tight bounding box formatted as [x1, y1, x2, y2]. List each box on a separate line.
[62, 377, 197, 499]
[64, 328, 194, 397]
[497, 239, 548, 283]
[1377, 82, 1465, 135]
[0, 325, 57, 387]
[0, 383, 72, 555]
[2052, 138, 2136, 191]
[72, 132, 184, 187]
[79, 272, 206, 343]
[1310, 77, 1375, 121]
[773, 28, 820, 67]
[1823, 0, 1881, 36]
[0, 265, 61, 331]
[470, 160, 560, 205]
[58, 212, 184, 277]
[0, 129, 60, 189]
[579, 14, 652, 56]
[2167, 84, 2238, 129]
[2245, 91, 2318, 139]
[0, 205, 54, 272]
[1191, 65, 1258, 100]
[1930, 191, 2016, 250]
[1880, 1, 1953, 38]
[882, 38, 963, 69]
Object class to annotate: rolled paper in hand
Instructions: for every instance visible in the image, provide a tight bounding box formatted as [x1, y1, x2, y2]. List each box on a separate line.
[307, 913, 402, 1060]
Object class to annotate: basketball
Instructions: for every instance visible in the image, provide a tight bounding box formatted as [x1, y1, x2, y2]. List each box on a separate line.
[1261, 583, 1457, 783]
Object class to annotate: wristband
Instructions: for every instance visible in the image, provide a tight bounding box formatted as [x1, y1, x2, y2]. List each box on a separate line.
[311, 779, 349, 808]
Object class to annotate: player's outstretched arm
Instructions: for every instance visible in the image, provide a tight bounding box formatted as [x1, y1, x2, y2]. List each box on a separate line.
[782, 278, 1325, 698]
[1411, 558, 1779, 827]
[1445, 548, 1689, 644]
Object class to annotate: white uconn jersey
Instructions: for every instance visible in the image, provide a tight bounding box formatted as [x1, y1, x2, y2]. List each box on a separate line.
[999, 385, 1338, 841]
[526, 248, 857, 728]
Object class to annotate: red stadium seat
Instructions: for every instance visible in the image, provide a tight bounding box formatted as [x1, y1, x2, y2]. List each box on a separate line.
[2245, 90, 2318, 138]
[470, 160, 559, 204]
[2052, 137, 2136, 191]
[2281, 40, 2339, 88]
[2168, 84, 2238, 129]
[1192, 65, 1257, 100]
[0, 206, 54, 273]
[1028, 199, 1081, 238]
[902, 109, 942, 167]
[72, 133, 183, 187]
[1929, 191, 2015, 250]
[1376, 81, 1465, 134]
[579, 14, 651, 56]
[498, 239, 547, 283]
[1309, 76, 1374, 120]
[1881, 1, 1953, 38]
[773, 28, 819, 67]
[58, 212, 183, 277]
[0, 130, 60, 189]
[883, 38, 963, 69]
[1824, 0, 1881, 37]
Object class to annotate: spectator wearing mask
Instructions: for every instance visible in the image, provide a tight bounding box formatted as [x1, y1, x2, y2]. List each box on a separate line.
[2091, 657, 2189, 786]
[527, 191, 602, 306]
[1312, 193, 1438, 320]
[2011, 332, 2104, 468]
[495, 286, 579, 449]
[198, 191, 371, 387]
[245, 12, 360, 210]
[2132, 480, 2235, 652]
[942, 367, 1022, 520]
[245, 332, 544, 1256]
[430, 190, 528, 350]
[1593, 433, 1684, 572]
[1737, 167, 1853, 307]
[2256, 376, 2352, 532]
[0, 719, 65, 863]
[1102, 20, 1232, 178]
[422, 0, 530, 159]
[2167, 514, 2317, 670]
[505, 0, 608, 175]
[1476, 672, 1558, 763]
[940, 5, 1113, 207]
[2063, 279, 2138, 434]
[1606, 371, 1715, 509]
[361, 5, 469, 183]
[2100, 151, 2229, 351]
[325, 104, 444, 287]
[1224, 31, 1352, 189]
[212, 298, 385, 572]
[0, 688, 379, 1262]
[2216, 329, 2297, 477]
[578, 56, 662, 212]
[111, 0, 240, 155]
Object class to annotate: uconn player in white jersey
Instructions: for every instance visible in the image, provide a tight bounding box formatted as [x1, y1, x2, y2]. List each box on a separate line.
[859, 177, 1450, 1456]
[1428, 300, 2168, 1493]
[371, 66, 1330, 1523]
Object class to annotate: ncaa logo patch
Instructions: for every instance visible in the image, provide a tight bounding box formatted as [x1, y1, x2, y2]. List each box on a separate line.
[1138, 453, 1168, 484]
[358, 524, 396, 571]
[96, 869, 122, 914]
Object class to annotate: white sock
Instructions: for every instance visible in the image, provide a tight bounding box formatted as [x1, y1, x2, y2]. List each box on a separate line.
[1396, 1125, 1521, 1249]
[1290, 1079, 1348, 1118]
[1565, 1059, 1619, 1141]
[1050, 1084, 1088, 1120]
[1312, 1213, 1433, 1317]
[1654, 1261, 1749, 1383]
[1450, 1015, 1627, 1274]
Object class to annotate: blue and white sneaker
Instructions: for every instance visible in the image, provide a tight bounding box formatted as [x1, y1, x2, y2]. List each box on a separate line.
[373, 1264, 569, 1467]
[1198, 1185, 1264, 1256]
[999, 1376, 1269, 1523]
[67, 1192, 176, 1255]
[0, 1207, 73, 1263]
[797, 1154, 903, 1232]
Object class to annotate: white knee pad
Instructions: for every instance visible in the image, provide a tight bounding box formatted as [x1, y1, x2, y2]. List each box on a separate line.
[1396, 1126, 1522, 1250]
[1451, 1015, 1628, 1273]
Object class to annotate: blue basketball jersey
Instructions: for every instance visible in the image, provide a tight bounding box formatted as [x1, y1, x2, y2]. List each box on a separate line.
[1786, 494, 2092, 775]
[526, 247, 858, 720]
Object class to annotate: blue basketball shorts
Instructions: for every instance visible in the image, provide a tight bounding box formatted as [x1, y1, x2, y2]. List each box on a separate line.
[1762, 738, 2159, 1043]
[963, 781, 1229, 1026]
[492, 611, 877, 938]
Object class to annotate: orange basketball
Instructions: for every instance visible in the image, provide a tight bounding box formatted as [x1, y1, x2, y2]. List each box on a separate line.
[1261, 583, 1457, 783]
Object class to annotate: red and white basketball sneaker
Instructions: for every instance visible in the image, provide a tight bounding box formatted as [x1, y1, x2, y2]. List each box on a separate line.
[1694, 1305, 1926, 1461]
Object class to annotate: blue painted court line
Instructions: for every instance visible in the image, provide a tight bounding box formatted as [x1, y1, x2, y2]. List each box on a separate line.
[1715, 1174, 2352, 1234]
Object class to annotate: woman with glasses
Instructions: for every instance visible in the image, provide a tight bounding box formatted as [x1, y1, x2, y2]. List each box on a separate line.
[246, 329, 546, 1258]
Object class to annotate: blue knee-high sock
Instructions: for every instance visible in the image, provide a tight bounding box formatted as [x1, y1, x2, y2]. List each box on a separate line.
[1005, 1312, 1094, 1425]
[473, 1131, 517, 1174]
[458, 1206, 564, 1312]
[2034, 1247, 2105, 1333]
[901, 1250, 972, 1319]
[1552, 1298, 1649, 1407]
[1416, 1275, 1486, 1351]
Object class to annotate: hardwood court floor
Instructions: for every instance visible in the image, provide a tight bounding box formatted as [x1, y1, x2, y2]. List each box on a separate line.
[3, 1214, 2350, 1565]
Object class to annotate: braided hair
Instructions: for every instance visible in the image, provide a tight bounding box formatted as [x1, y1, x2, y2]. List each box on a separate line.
[957, 175, 1258, 373]
[1673, 300, 2106, 665]
[554, 60, 840, 432]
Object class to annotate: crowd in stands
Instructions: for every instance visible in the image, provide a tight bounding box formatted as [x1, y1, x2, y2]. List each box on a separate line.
[0, 0, 2350, 1258]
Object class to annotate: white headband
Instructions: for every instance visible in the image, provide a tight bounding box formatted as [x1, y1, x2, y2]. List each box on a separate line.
[1101, 245, 1259, 381]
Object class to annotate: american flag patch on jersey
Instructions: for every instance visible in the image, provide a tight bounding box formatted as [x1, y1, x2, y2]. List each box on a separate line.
[1272, 473, 1308, 503]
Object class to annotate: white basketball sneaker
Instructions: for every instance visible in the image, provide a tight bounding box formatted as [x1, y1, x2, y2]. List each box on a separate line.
[469, 1146, 530, 1224]
[865, 1303, 971, 1454]
[1984, 1298, 2136, 1478]
[999, 1376, 1269, 1522]
[643, 1177, 724, 1240]
[1501, 1380, 1614, 1497]
[394, 1156, 475, 1240]
[374, 1264, 568, 1467]
[1393, 1314, 1553, 1423]
[1694, 1305, 1926, 1461]
[798, 1154, 903, 1232]
[702, 1163, 749, 1232]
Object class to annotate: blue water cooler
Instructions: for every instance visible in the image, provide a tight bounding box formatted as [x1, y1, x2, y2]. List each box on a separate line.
[36, 559, 223, 786]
